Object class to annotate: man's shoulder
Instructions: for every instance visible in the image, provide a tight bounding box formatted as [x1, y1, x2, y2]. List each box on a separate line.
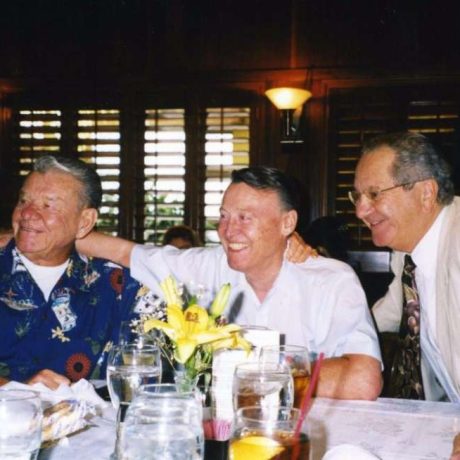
[290, 255, 356, 277]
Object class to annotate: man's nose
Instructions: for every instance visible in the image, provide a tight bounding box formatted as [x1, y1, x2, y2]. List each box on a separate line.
[19, 202, 40, 219]
[355, 196, 374, 220]
[222, 217, 239, 236]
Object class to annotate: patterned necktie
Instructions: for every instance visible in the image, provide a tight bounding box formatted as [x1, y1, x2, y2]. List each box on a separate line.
[389, 254, 425, 399]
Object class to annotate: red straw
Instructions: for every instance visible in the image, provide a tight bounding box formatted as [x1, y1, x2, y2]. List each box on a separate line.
[293, 352, 324, 436]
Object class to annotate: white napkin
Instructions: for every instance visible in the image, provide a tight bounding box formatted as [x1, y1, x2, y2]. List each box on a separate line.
[3, 378, 109, 410]
[322, 444, 381, 460]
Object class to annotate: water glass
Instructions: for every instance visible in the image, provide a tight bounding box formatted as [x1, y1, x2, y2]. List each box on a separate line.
[0, 389, 42, 460]
[107, 343, 163, 409]
[122, 391, 204, 459]
[229, 406, 310, 460]
[136, 383, 204, 421]
[107, 343, 162, 459]
[233, 362, 294, 412]
[260, 345, 311, 408]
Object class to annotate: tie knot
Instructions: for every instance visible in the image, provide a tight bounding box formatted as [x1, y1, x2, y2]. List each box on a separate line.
[404, 254, 416, 273]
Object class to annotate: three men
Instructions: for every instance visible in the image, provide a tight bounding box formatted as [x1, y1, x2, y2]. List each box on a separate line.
[79, 166, 383, 400]
[0, 155, 150, 389]
[351, 131, 460, 401]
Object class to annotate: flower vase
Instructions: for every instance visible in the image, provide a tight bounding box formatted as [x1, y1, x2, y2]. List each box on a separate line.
[173, 363, 200, 389]
[173, 363, 213, 410]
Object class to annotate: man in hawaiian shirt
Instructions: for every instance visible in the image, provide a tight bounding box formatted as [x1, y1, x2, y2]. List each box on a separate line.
[0, 155, 156, 389]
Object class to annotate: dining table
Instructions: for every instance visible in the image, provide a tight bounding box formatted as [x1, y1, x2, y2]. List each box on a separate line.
[38, 394, 459, 460]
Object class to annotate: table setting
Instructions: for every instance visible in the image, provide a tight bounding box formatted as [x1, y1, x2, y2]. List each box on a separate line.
[1, 275, 459, 459]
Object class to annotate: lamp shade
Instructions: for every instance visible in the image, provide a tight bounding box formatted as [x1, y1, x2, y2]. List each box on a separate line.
[265, 87, 312, 110]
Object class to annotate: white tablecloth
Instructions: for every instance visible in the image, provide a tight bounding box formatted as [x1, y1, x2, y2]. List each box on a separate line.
[39, 397, 460, 460]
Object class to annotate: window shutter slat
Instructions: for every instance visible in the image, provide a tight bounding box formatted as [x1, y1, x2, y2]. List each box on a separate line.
[204, 107, 250, 244]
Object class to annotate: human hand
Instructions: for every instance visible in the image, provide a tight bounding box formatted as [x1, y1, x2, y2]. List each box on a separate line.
[0, 230, 13, 248]
[25, 369, 70, 390]
[286, 231, 317, 263]
[451, 433, 460, 460]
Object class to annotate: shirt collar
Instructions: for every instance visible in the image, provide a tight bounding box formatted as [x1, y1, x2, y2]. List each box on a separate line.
[411, 206, 447, 276]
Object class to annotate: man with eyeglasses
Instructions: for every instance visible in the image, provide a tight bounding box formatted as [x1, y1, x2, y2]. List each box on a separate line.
[350, 131, 460, 402]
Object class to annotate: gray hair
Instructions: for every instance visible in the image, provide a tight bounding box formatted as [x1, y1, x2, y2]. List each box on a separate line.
[33, 155, 102, 209]
[362, 132, 454, 205]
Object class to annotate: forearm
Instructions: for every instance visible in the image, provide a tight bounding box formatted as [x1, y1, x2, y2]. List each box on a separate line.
[315, 354, 382, 400]
[76, 231, 135, 267]
[451, 433, 460, 460]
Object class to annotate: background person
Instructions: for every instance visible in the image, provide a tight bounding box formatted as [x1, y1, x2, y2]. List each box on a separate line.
[351, 131, 459, 401]
[78, 166, 383, 400]
[162, 224, 201, 249]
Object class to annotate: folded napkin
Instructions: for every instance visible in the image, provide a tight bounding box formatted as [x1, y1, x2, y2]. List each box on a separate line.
[322, 444, 381, 460]
[2, 378, 109, 410]
[3, 379, 109, 442]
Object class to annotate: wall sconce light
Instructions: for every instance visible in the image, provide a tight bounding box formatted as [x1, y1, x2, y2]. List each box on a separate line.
[265, 87, 312, 144]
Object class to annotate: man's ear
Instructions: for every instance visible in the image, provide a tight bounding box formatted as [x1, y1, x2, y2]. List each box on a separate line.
[420, 179, 438, 211]
[281, 209, 298, 236]
[76, 208, 98, 239]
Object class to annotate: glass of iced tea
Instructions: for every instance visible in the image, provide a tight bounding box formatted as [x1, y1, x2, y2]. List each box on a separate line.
[233, 362, 294, 412]
[260, 345, 311, 408]
[229, 406, 310, 460]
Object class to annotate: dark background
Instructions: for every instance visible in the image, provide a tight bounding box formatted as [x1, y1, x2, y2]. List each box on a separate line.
[1, 0, 459, 240]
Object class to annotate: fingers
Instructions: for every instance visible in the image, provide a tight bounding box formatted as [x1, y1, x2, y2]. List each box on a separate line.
[286, 232, 317, 263]
[451, 433, 460, 460]
[0, 231, 13, 248]
[26, 369, 71, 390]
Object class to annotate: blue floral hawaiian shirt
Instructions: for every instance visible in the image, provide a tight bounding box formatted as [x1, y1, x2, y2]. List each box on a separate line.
[0, 240, 159, 383]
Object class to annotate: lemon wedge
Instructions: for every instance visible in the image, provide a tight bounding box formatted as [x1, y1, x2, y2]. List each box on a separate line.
[230, 435, 285, 460]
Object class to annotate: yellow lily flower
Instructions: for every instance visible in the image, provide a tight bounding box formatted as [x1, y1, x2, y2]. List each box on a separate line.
[144, 303, 244, 363]
[211, 331, 253, 353]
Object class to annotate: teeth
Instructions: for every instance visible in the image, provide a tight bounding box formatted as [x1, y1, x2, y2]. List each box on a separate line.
[228, 243, 247, 250]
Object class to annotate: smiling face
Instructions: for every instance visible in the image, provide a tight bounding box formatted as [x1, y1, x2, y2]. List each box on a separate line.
[217, 182, 297, 283]
[12, 170, 97, 266]
[354, 146, 440, 252]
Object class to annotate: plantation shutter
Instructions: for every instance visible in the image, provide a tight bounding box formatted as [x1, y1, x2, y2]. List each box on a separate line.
[15, 109, 62, 177]
[204, 107, 250, 244]
[143, 108, 186, 244]
[77, 109, 121, 235]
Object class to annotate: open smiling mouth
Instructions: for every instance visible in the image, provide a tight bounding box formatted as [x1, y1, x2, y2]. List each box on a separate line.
[228, 243, 248, 250]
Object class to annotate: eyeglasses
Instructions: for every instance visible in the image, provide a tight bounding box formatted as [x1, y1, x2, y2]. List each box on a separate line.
[348, 181, 416, 206]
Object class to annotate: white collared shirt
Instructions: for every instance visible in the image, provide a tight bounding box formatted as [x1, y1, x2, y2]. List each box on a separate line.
[130, 244, 382, 362]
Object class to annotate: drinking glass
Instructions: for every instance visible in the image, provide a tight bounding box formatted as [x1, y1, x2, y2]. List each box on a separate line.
[122, 390, 204, 459]
[106, 343, 162, 459]
[229, 406, 310, 460]
[260, 345, 311, 408]
[136, 383, 204, 422]
[232, 362, 294, 412]
[0, 389, 42, 460]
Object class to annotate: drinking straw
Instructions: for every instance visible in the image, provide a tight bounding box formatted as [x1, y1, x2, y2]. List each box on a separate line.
[293, 351, 324, 436]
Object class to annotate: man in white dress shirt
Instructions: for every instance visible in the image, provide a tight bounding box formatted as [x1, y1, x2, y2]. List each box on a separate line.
[351, 131, 460, 402]
[79, 166, 382, 400]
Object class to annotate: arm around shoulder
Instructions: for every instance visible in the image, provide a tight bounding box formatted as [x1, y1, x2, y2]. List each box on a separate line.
[76, 231, 135, 267]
